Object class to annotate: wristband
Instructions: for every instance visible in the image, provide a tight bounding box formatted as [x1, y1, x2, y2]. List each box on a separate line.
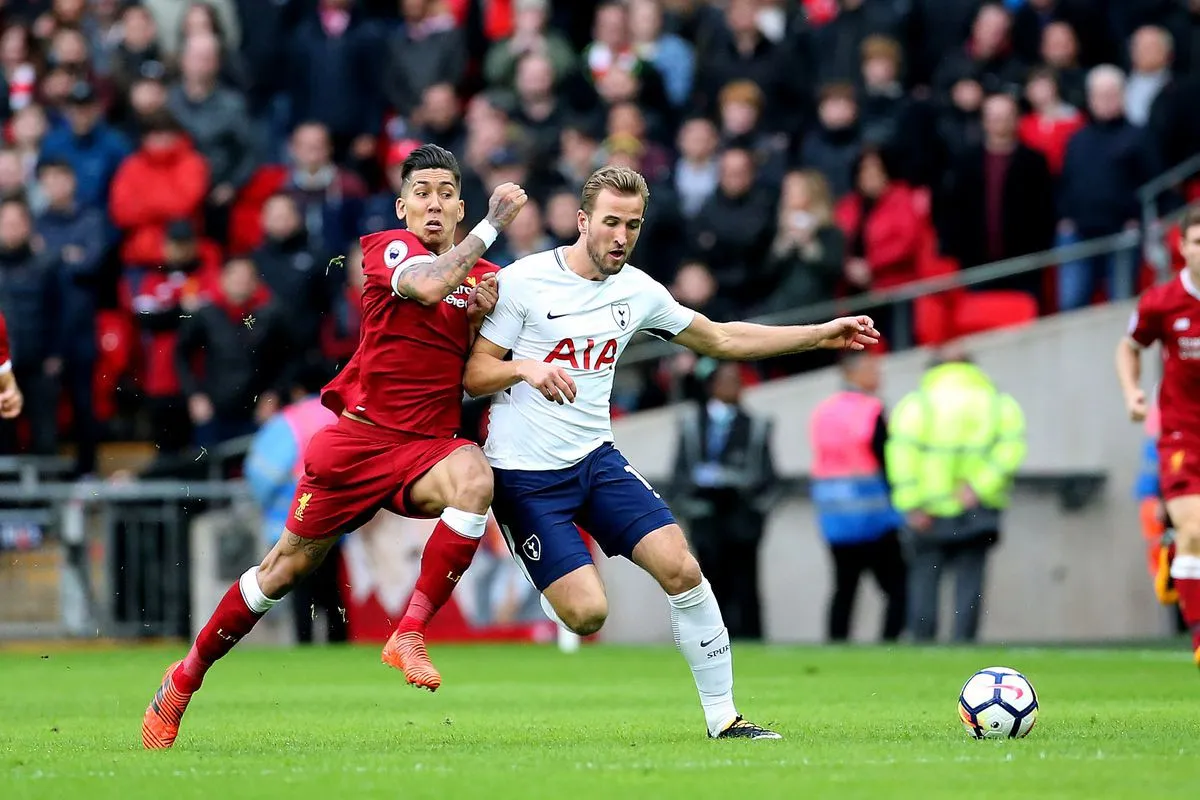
[471, 220, 499, 249]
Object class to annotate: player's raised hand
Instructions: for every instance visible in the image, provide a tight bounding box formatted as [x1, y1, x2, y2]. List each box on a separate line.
[517, 360, 577, 405]
[467, 273, 499, 324]
[1125, 387, 1148, 422]
[818, 315, 880, 350]
[485, 182, 528, 230]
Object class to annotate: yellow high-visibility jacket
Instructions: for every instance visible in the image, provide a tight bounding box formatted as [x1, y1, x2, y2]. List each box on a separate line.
[885, 362, 1027, 516]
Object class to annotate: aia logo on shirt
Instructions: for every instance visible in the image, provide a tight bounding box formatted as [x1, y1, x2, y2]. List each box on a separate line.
[545, 337, 618, 370]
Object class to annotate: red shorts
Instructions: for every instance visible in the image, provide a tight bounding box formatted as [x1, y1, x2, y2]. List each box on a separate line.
[1158, 436, 1200, 501]
[287, 415, 474, 539]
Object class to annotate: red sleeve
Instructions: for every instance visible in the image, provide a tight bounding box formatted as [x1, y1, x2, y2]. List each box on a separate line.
[363, 230, 434, 295]
[1129, 290, 1163, 348]
[0, 311, 10, 369]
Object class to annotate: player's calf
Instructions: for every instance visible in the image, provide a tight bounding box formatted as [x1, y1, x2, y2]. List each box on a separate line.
[1165, 499, 1200, 663]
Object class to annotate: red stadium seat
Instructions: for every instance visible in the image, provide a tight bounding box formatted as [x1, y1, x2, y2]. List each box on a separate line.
[953, 291, 1039, 337]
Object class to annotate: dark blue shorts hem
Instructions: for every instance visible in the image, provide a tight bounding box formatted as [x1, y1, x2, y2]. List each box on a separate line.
[604, 507, 677, 559]
[531, 551, 597, 592]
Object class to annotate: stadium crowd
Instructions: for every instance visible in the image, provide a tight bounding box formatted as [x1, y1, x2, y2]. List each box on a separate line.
[0, 0, 1197, 475]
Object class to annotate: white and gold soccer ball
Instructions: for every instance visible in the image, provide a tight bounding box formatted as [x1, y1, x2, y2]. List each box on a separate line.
[958, 666, 1039, 739]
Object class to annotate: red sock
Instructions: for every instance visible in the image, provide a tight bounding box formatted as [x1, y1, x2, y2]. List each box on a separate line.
[1176, 576, 1200, 651]
[397, 519, 482, 634]
[175, 580, 263, 693]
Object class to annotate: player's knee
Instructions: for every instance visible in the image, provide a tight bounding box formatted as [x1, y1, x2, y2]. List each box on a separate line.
[658, 553, 704, 597]
[447, 448, 494, 513]
[561, 599, 608, 636]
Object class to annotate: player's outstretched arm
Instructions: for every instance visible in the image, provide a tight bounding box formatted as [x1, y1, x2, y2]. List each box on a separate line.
[464, 336, 577, 404]
[1115, 336, 1147, 422]
[670, 312, 879, 360]
[395, 183, 527, 305]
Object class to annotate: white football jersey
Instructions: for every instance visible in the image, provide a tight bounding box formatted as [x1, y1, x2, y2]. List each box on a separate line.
[480, 247, 696, 470]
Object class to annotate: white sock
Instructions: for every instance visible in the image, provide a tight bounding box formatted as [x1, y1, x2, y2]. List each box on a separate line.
[239, 567, 281, 614]
[668, 578, 737, 736]
[440, 507, 487, 539]
[1171, 554, 1200, 580]
[539, 592, 565, 625]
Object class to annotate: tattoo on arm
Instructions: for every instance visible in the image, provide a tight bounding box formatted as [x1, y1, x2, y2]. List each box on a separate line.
[395, 235, 488, 303]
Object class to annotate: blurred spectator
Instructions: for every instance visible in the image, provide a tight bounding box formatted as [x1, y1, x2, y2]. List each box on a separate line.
[168, 33, 257, 243]
[934, 3, 1027, 101]
[384, 0, 466, 118]
[629, 0, 694, 108]
[40, 81, 132, 214]
[321, 240, 364, 363]
[0, 148, 32, 203]
[715, 79, 786, 190]
[176, 0, 249, 89]
[543, 186, 580, 246]
[126, 219, 220, 453]
[144, 0, 241, 60]
[35, 158, 107, 473]
[175, 257, 292, 449]
[858, 35, 927, 185]
[511, 55, 564, 164]
[673, 116, 719, 220]
[689, 146, 775, 307]
[235, 0, 303, 119]
[1126, 25, 1173, 127]
[412, 82, 467, 156]
[1013, 0, 1110, 69]
[483, 0, 577, 90]
[812, 0, 901, 85]
[1017, 67, 1086, 175]
[11, 104, 49, 210]
[669, 259, 736, 322]
[1040, 21, 1087, 108]
[934, 76, 985, 177]
[549, 116, 601, 194]
[253, 192, 335, 359]
[109, 110, 209, 268]
[47, 26, 108, 109]
[941, 93, 1055, 299]
[120, 68, 170, 140]
[1, 24, 39, 116]
[494, 198, 551, 265]
[287, 0, 382, 161]
[1058, 65, 1160, 310]
[109, 4, 165, 101]
[909, 0, 982, 86]
[835, 147, 924, 294]
[799, 82, 863, 199]
[605, 101, 670, 182]
[359, 138, 418, 235]
[672, 361, 778, 640]
[0, 198, 58, 457]
[281, 121, 366, 256]
[809, 353, 906, 642]
[82, 0, 125, 79]
[760, 170, 845, 316]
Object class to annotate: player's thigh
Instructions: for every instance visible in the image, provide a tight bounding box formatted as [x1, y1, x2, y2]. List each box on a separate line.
[287, 421, 395, 540]
[402, 441, 493, 517]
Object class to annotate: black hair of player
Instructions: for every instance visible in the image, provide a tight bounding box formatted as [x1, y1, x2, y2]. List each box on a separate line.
[400, 144, 461, 193]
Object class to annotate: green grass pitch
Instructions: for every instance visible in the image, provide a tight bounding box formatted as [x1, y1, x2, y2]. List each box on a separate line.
[1, 642, 1198, 799]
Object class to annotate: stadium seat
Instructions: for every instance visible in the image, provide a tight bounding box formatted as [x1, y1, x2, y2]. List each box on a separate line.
[952, 291, 1039, 337]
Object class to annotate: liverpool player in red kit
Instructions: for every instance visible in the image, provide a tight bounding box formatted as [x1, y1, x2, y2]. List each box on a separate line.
[142, 145, 527, 749]
[1117, 206, 1200, 668]
[0, 311, 23, 418]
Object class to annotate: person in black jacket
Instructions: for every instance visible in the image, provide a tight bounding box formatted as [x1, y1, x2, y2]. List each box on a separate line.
[175, 257, 294, 450]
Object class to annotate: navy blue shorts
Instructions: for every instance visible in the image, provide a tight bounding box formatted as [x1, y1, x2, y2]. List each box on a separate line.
[492, 443, 676, 591]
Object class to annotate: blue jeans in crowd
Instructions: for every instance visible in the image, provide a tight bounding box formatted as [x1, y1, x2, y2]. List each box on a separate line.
[1056, 229, 1141, 311]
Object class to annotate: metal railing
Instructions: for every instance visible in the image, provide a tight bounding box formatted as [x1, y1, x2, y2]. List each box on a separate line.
[1139, 152, 1200, 273]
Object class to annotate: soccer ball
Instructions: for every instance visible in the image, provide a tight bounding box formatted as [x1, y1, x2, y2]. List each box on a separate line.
[958, 666, 1038, 739]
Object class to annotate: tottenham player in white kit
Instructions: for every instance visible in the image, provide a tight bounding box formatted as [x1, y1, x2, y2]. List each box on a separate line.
[464, 166, 878, 740]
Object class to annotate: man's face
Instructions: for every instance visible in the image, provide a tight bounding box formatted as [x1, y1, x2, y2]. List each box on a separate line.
[1041, 23, 1077, 67]
[221, 261, 258, 304]
[0, 205, 30, 249]
[710, 363, 742, 404]
[181, 36, 220, 83]
[1088, 75, 1124, 121]
[863, 56, 897, 88]
[594, 5, 629, 49]
[263, 196, 301, 240]
[291, 125, 331, 173]
[40, 167, 76, 207]
[164, 238, 197, 265]
[678, 118, 717, 161]
[819, 96, 857, 130]
[1182, 225, 1200, 270]
[580, 188, 644, 276]
[65, 102, 100, 135]
[420, 84, 461, 130]
[508, 202, 543, 248]
[396, 168, 464, 253]
[982, 95, 1017, 140]
[719, 150, 754, 197]
[515, 56, 553, 101]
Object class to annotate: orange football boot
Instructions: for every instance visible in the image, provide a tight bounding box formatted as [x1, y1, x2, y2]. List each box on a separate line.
[142, 661, 193, 750]
[381, 630, 442, 691]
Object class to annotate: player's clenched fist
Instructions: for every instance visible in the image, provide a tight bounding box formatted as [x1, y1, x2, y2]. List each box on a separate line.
[517, 360, 577, 405]
[1125, 387, 1148, 422]
[485, 182, 528, 230]
[467, 273, 498, 324]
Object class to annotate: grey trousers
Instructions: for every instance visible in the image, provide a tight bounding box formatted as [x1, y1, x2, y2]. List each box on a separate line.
[904, 515, 996, 643]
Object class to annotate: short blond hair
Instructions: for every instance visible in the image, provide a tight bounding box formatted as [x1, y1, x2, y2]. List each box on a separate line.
[580, 165, 649, 215]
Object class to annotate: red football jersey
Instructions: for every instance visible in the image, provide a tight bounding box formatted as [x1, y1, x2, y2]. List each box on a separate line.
[0, 311, 10, 372]
[1128, 270, 1200, 441]
[322, 229, 498, 437]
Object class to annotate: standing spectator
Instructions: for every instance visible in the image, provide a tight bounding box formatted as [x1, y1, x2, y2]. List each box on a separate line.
[384, 0, 466, 118]
[1040, 21, 1087, 109]
[672, 361, 778, 640]
[1012, 0, 1110, 69]
[11, 105, 49, 211]
[494, 199, 551, 265]
[281, 121, 367, 257]
[715, 80, 788, 189]
[629, 0, 695, 109]
[760, 170, 845, 316]
[120, 67, 171, 140]
[168, 33, 257, 244]
[1, 25, 39, 117]
[287, 0, 382, 162]
[1018, 67, 1086, 176]
[673, 116, 720, 220]
[543, 186, 581, 246]
[934, 3, 1028, 101]
[934, 76, 986, 181]
[39, 81, 132, 215]
[176, 0, 250, 89]
[811, 0, 901, 85]
[1058, 65, 1160, 310]
[109, 110, 209, 268]
[941, 93, 1056, 300]
[35, 159, 108, 474]
[858, 35, 927, 183]
[359, 138, 418, 236]
[835, 147, 925, 294]
[1125, 26, 1173, 127]
[0, 198, 58, 457]
[809, 353, 906, 642]
[799, 82, 864, 199]
[511, 55, 565, 164]
[669, 260, 738, 323]
[483, 0, 577, 91]
[689, 146, 776, 308]
[411, 82, 468, 156]
[886, 344, 1027, 643]
[175, 257, 292, 448]
[144, 0, 241, 60]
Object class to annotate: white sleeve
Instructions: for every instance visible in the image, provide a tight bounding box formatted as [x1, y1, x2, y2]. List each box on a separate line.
[382, 236, 437, 298]
[639, 278, 696, 339]
[0, 360, 10, 375]
[478, 269, 526, 350]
